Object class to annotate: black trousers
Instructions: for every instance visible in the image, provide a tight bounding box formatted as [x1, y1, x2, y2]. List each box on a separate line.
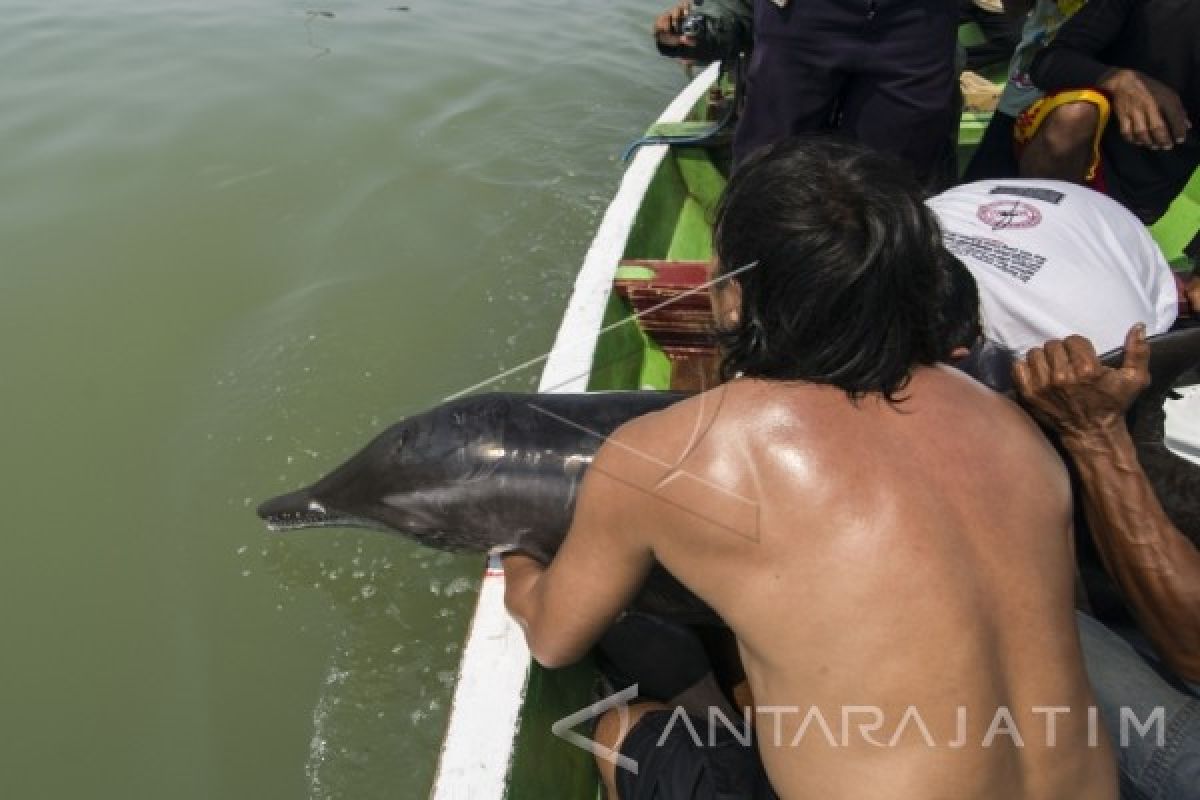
[734, 0, 959, 185]
[958, 0, 1022, 72]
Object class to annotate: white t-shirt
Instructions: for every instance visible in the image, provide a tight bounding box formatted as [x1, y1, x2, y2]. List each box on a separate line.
[928, 180, 1178, 356]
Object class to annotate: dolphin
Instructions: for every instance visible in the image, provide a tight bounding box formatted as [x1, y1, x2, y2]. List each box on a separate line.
[257, 391, 687, 552]
[257, 327, 1200, 622]
[257, 390, 724, 623]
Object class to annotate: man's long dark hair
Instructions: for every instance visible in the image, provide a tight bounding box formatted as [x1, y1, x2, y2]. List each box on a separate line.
[713, 137, 956, 401]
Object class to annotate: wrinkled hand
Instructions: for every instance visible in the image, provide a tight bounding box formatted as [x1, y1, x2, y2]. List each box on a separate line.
[1013, 324, 1151, 438]
[1101, 68, 1192, 150]
[653, 2, 697, 54]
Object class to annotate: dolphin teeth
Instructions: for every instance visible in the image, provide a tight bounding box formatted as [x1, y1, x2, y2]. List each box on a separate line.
[263, 514, 334, 531]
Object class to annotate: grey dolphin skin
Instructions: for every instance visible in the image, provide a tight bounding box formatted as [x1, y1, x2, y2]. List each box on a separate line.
[257, 328, 1200, 622]
[257, 390, 724, 624]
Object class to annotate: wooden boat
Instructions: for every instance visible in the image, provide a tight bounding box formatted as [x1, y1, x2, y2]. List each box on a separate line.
[429, 40, 1200, 799]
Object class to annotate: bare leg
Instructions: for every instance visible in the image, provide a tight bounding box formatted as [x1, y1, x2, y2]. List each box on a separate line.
[594, 701, 670, 800]
[1019, 101, 1100, 183]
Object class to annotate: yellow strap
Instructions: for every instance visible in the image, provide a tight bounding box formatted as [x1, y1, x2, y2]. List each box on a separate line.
[1014, 89, 1112, 182]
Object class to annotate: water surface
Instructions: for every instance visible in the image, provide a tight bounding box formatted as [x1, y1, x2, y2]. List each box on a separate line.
[0, 2, 685, 796]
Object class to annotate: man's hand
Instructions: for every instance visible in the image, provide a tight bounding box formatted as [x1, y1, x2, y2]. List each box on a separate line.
[1019, 324, 1200, 682]
[654, 2, 698, 55]
[1012, 324, 1151, 440]
[1100, 68, 1192, 150]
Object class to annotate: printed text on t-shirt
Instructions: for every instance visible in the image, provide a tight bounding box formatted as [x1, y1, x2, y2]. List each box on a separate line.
[943, 231, 1047, 283]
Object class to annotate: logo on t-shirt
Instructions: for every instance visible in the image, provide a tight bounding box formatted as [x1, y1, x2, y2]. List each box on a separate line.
[977, 200, 1043, 230]
[989, 185, 1065, 205]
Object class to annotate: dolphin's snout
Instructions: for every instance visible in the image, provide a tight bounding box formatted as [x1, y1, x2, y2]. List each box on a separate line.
[256, 488, 334, 531]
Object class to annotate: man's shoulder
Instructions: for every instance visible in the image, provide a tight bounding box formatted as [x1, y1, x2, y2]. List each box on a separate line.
[928, 367, 1068, 470]
[590, 388, 710, 489]
[597, 386, 734, 474]
[595, 382, 803, 482]
[594, 384, 772, 543]
[921, 367, 1052, 442]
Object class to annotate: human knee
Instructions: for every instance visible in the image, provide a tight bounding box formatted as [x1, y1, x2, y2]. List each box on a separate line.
[594, 702, 670, 798]
[1038, 102, 1101, 153]
[593, 707, 629, 754]
[594, 702, 669, 754]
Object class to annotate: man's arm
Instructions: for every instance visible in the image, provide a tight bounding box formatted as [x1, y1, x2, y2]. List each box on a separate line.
[503, 427, 659, 669]
[1014, 326, 1200, 681]
[1028, 0, 1132, 90]
[1029, 0, 1191, 149]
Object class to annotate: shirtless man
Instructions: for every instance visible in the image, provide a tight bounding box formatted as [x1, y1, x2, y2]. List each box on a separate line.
[503, 139, 1117, 799]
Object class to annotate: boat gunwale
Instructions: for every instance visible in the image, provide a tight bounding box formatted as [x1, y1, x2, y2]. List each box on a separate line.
[428, 62, 722, 800]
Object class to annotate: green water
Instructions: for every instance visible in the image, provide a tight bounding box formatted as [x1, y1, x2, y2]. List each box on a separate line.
[0, 2, 684, 796]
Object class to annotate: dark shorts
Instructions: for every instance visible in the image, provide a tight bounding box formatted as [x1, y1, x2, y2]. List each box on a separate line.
[615, 710, 778, 800]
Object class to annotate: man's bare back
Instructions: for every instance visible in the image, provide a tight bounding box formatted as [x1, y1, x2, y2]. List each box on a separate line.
[590, 369, 1116, 799]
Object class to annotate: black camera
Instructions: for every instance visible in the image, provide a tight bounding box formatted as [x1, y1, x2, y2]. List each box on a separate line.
[678, 11, 707, 39]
